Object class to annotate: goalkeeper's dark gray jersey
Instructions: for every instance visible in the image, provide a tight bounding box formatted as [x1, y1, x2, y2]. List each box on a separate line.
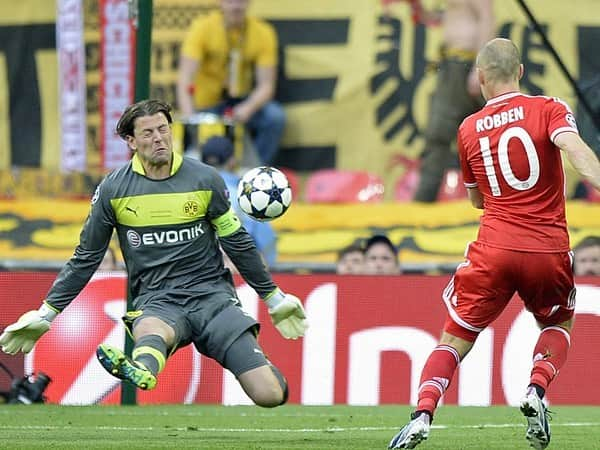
[45, 152, 277, 311]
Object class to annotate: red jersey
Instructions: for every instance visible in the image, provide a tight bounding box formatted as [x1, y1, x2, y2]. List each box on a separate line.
[457, 92, 579, 252]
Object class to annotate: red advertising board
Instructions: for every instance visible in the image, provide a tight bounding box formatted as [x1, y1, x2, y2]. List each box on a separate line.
[1, 272, 599, 406]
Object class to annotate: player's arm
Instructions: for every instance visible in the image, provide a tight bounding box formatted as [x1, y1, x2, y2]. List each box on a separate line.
[206, 167, 272, 294]
[233, 65, 276, 123]
[473, 0, 496, 48]
[381, 1, 443, 25]
[216, 212, 275, 295]
[467, 187, 484, 209]
[208, 170, 307, 339]
[467, 0, 495, 97]
[555, 131, 600, 192]
[177, 17, 204, 116]
[217, 220, 307, 339]
[1, 181, 115, 354]
[176, 56, 200, 117]
[457, 128, 483, 208]
[233, 24, 278, 123]
[45, 181, 116, 311]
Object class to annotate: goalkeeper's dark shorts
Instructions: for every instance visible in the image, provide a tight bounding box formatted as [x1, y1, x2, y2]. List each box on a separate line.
[123, 279, 261, 371]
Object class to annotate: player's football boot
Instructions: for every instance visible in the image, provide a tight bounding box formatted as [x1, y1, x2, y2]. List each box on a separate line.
[96, 344, 157, 390]
[388, 411, 431, 449]
[520, 387, 551, 450]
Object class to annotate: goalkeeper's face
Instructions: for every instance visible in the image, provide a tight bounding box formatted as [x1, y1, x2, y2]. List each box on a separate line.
[128, 113, 173, 168]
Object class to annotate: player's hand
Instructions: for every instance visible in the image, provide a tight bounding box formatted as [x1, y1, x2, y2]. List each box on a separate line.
[0, 304, 58, 355]
[232, 101, 254, 124]
[265, 290, 308, 340]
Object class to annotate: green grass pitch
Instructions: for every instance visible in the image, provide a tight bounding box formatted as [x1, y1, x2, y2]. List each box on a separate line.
[1, 404, 599, 449]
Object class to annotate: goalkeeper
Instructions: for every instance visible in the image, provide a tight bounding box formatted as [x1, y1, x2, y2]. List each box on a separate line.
[0, 99, 307, 407]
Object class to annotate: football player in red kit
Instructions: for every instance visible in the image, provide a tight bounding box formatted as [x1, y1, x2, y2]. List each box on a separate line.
[389, 38, 600, 449]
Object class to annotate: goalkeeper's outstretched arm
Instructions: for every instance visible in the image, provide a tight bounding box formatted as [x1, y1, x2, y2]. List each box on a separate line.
[219, 229, 308, 340]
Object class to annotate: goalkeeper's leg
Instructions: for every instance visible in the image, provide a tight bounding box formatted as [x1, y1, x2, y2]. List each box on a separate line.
[132, 334, 168, 378]
[97, 319, 171, 390]
[224, 330, 288, 407]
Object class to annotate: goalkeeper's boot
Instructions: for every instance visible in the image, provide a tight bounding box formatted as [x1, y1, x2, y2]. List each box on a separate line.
[388, 411, 431, 449]
[520, 387, 551, 450]
[96, 344, 156, 390]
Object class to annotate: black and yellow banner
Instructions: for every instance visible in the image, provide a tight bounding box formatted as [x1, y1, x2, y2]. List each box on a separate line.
[1, 1, 599, 266]
[1, 198, 598, 267]
[1, 0, 599, 196]
[0, 1, 58, 170]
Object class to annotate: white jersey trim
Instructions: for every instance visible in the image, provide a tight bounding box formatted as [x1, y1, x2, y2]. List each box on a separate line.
[441, 274, 484, 333]
[485, 92, 522, 106]
[550, 127, 578, 143]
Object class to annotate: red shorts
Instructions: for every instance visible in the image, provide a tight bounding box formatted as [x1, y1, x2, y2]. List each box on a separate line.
[442, 241, 575, 339]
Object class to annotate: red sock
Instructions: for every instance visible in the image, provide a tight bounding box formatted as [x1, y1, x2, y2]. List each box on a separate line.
[416, 345, 460, 417]
[530, 326, 570, 391]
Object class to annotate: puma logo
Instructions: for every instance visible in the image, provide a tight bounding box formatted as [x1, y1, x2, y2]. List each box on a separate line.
[125, 206, 139, 216]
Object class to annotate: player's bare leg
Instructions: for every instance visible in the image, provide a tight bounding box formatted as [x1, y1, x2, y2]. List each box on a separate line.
[237, 364, 288, 407]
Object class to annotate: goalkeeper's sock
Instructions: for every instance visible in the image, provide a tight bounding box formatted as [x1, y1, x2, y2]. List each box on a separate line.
[415, 344, 460, 417]
[529, 326, 570, 392]
[133, 334, 167, 376]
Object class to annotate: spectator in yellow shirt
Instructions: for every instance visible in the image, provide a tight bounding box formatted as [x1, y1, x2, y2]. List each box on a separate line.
[177, 0, 285, 165]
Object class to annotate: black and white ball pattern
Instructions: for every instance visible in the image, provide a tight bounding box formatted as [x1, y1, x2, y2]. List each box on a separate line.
[237, 166, 292, 221]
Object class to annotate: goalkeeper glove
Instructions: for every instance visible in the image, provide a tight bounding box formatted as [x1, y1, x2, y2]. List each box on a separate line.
[265, 290, 308, 339]
[0, 303, 58, 355]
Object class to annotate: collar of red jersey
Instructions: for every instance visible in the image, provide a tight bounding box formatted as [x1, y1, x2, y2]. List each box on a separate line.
[131, 151, 183, 176]
[485, 91, 523, 106]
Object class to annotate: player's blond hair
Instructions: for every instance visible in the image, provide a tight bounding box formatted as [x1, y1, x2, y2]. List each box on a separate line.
[476, 38, 521, 84]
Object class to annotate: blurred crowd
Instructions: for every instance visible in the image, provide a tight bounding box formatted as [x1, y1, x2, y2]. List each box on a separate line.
[335, 233, 600, 277]
[336, 234, 401, 275]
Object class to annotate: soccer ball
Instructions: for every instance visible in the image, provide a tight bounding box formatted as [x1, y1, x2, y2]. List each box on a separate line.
[237, 166, 292, 221]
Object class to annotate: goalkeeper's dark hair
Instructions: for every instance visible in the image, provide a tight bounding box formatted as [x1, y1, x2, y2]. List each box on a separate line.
[116, 99, 173, 140]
